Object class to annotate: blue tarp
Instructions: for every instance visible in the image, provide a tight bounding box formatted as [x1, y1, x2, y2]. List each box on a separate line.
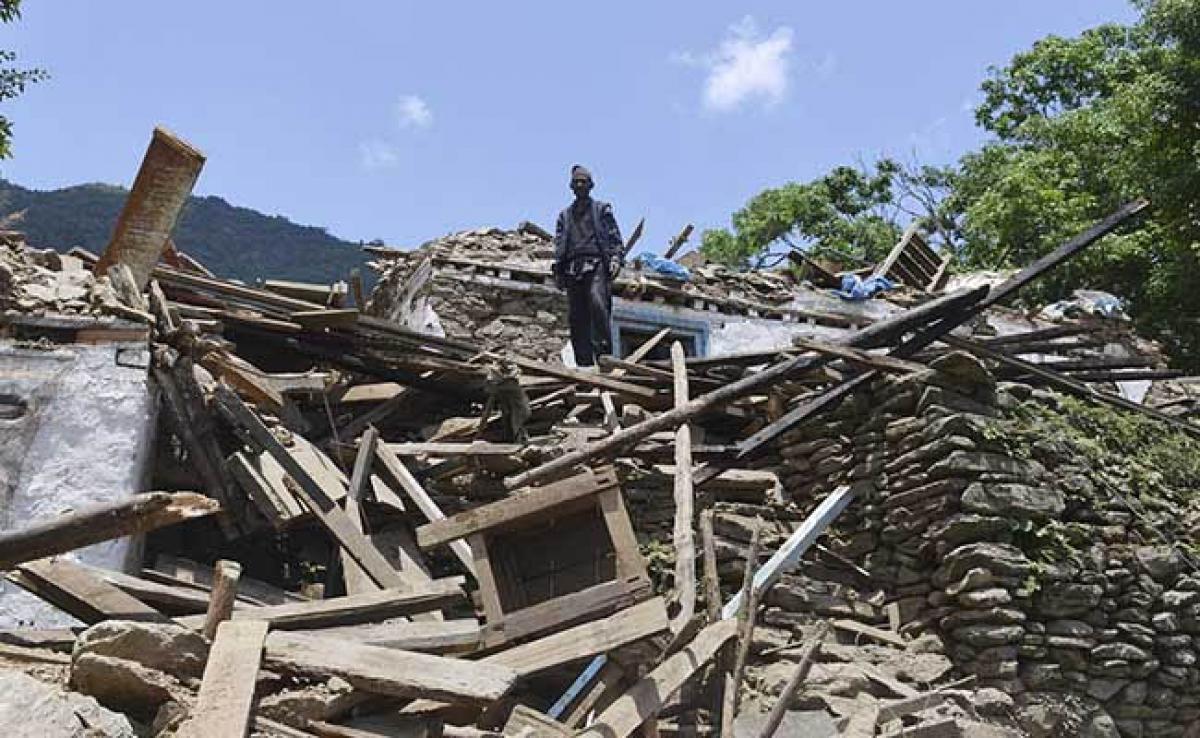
[833, 273, 895, 301]
[638, 255, 691, 282]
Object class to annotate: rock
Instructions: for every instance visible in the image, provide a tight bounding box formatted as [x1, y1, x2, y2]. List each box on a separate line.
[930, 350, 995, 388]
[1036, 582, 1104, 617]
[934, 543, 1032, 587]
[973, 686, 1015, 716]
[1018, 701, 1067, 736]
[1093, 643, 1152, 662]
[1152, 612, 1180, 633]
[1162, 590, 1200, 608]
[951, 624, 1025, 648]
[257, 677, 368, 726]
[1048, 620, 1095, 638]
[73, 620, 209, 680]
[69, 653, 191, 721]
[892, 653, 954, 683]
[959, 588, 1013, 608]
[905, 633, 946, 655]
[1135, 546, 1185, 583]
[962, 482, 1065, 519]
[1083, 711, 1121, 738]
[928, 450, 1045, 481]
[931, 514, 1014, 545]
[0, 669, 136, 737]
[945, 567, 996, 596]
[1086, 678, 1129, 701]
[732, 710, 838, 738]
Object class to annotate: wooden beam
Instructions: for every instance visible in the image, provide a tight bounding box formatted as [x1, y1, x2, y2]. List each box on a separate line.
[374, 443, 477, 577]
[213, 385, 408, 589]
[663, 223, 694, 260]
[505, 287, 989, 489]
[298, 618, 481, 654]
[486, 597, 669, 677]
[576, 619, 738, 738]
[147, 553, 306, 606]
[201, 560, 241, 639]
[417, 466, 620, 549]
[504, 354, 661, 406]
[943, 335, 1200, 441]
[669, 342, 696, 634]
[721, 522, 762, 736]
[483, 576, 652, 647]
[178, 620, 268, 738]
[980, 199, 1149, 310]
[176, 578, 464, 631]
[0, 492, 219, 570]
[11, 558, 171, 624]
[758, 622, 830, 738]
[263, 632, 518, 705]
[342, 427, 380, 596]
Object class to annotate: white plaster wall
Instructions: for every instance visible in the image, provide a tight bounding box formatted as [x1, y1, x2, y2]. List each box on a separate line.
[0, 341, 156, 627]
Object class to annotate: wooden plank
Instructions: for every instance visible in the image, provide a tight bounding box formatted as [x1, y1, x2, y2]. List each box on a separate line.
[663, 223, 694, 260]
[290, 308, 360, 330]
[0, 492, 219, 570]
[0, 642, 71, 665]
[417, 467, 620, 549]
[831, 618, 906, 648]
[505, 287, 990, 489]
[576, 619, 738, 738]
[384, 441, 524, 458]
[669, 342, 696, 633]
[213, 385, 408, 589]
[11, 558, 171, 624]
[485, 576, 652, 646]
[374, 443, 477, 576]
[331, 387, 413, 444]
[486, 597, 669, 677]
[176, 578, 464, 631]
[789, 337, 925, 375]
[82, 565, 228, 614]
[504, 705, 572, 737]
[339, 382, 405, 404]
[227, 451, 304, 528]
[757, 622, 830, 738]
[147, 553, 306, 606]
[263, 631, 518, 705]
[178, 620, 268, 738]
[980, 199, 1149, 310]
[875, 676, 976, 723]
[722, 523, 763, 736]
[342, 427, 380, 597]
[0, 628, 80, 651]
[202, 560, 241, 639]
[200, 352, 285, 413]
[299, 619, 481, 654]
[504, 354, 660, 406]
[722, 485, 856, 619]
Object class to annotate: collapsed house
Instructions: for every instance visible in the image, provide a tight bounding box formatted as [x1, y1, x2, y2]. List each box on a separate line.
[0, 131, 1197, 738]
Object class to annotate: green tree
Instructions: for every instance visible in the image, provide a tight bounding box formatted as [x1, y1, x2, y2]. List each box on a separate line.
[951, 0, 1200, 364]
[0, 0, 46, 159]
[700, 160, 904, 270]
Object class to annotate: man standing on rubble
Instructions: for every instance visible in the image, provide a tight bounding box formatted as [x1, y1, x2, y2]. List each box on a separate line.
[553, 164, 624, 370]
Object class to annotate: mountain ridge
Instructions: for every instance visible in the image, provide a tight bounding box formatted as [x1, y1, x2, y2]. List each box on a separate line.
[0, 179, 373, 284]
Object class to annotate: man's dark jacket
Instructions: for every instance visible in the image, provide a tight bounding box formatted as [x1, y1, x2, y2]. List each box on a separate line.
[553, 199, 623, 266]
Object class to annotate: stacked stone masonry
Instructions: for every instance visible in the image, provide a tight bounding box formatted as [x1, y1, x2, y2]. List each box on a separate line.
[719, 351, 1200, 738]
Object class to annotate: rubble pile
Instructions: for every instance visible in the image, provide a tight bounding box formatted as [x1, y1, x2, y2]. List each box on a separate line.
[0, 231, 122, 315]
[2, 187, 1195, 738]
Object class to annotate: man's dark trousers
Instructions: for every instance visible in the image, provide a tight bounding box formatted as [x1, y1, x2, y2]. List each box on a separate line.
[566, 263, 612, 367]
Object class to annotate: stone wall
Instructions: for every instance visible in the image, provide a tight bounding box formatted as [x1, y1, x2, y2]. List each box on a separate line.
[756, 352, 1200, 737]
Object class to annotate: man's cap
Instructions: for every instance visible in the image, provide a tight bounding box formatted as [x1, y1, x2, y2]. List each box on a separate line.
[570, 164, 593, 183]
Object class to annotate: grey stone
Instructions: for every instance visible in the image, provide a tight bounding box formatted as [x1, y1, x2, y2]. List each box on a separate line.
[1118, 680, 1148, 704]
[1085, 678, 1129, 701]
[1094, 643, 1152, 661]
[1082, 711, 1121, 738]
[0, 669, 136, 738]
[69, 653, 191, 721]
[962, 481, 1065, 519]
[73, 620, 209, 680]
[930, 350, 995, 388]
[1163, 590, 1200, 608]
[1048, 619, 1095, 637]
[933, 542, 1032, 587]
[928, 450, 1045, 481]
[959, 587, 1013, 608]
[952, 624, 1025, 647]
[1037, 582, 1104, 617]
[1152, 612, 1180, 633]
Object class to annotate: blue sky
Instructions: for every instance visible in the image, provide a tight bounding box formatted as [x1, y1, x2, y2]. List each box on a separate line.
[0, 2, 1136, 257]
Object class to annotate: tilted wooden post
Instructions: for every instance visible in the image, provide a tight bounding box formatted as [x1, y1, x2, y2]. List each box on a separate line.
[202, 560, 242, 640]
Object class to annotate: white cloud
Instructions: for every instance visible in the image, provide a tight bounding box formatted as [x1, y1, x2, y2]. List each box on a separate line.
[682, 17, 794, 112]
[395, 94, 433, 129]
[358, 139, 400, 170]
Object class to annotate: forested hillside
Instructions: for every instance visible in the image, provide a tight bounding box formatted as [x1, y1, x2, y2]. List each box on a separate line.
[0, 179, 370, 284]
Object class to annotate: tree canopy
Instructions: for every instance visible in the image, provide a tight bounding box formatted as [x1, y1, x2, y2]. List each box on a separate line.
[703, 0, 1200, 367]
[0, 0, 45, 159]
